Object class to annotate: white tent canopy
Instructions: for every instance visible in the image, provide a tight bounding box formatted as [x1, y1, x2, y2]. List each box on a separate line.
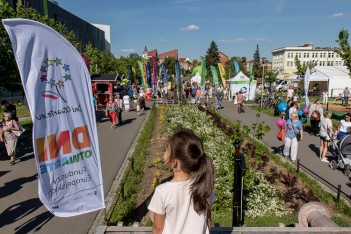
[191, 72, 201, 84]
[309, 66, 350, 96]
[226, 71, 257, 100]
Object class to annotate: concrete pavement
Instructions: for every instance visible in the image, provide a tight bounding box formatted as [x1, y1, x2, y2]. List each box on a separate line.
[0, 105, 149, 234]
[217, 99, 351, 203]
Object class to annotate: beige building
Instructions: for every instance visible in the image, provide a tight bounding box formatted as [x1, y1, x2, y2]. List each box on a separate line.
[272, 44, 344, 77]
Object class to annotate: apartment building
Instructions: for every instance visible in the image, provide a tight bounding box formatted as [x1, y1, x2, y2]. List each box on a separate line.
[272, 44, 344, 75]
[5, 0, 107, 51]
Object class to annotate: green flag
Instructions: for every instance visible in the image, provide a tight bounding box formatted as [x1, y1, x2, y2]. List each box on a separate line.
[200, 57, 206, 86]
[250, 63, 254, 81]
[210, 65, 219, 85]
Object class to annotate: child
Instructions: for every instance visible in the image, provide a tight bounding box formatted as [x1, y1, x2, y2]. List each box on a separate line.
[0, 112, 19, 165]
[148, 129, 215, 233]
[136, 100, 141, 116]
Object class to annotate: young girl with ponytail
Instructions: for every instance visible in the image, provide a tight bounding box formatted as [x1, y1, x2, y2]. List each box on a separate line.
[148, 129, 215, 234]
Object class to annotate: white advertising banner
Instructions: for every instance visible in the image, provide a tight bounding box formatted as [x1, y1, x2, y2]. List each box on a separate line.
[2, 19, 105, 217]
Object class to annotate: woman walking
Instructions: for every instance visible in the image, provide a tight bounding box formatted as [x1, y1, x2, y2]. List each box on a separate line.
[0, 112, 20, 165]
[283, 112, 304, 163]
[105, 96, 117, 128]
[319, 111, 334, 162]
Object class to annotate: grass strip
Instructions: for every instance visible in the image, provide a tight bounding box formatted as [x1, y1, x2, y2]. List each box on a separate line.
[107, 105, 157, 226]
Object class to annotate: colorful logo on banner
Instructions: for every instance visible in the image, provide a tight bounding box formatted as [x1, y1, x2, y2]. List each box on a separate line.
[240, 87, 248, 94]
[40, 58, 71, 102]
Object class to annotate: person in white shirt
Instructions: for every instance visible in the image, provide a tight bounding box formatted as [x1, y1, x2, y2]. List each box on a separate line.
[288, 101, 298, 119]
[322, 90, 328, 104]
[337, 113, 351, 140]
[319, 111, 334, 162]
[148, 129, 215, 234]
[123, 94, 131, 112]
[287, 87, 294, 101]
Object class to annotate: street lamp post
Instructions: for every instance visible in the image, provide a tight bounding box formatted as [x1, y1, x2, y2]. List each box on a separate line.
[260, 57, 267, 108]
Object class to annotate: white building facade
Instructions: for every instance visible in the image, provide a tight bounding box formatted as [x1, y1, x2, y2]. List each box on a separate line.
[272, 44, 344, 76]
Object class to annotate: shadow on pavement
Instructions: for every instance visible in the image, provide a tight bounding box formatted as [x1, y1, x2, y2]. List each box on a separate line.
[308, 143, 319, 158]
[14, 210, 53, 234]
[120, 118, 136, 126]
[0, 197, 53, 233]
[0, 174, 38, 198]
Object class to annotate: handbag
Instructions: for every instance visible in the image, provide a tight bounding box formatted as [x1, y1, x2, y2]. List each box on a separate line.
[310, 105, 321, 121]
[277, 126, 286, 141]
[11, 122, 25, 137]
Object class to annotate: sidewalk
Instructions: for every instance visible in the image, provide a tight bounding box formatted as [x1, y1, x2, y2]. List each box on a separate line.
[217, 99, 351, 202]
[0, 106, 150, 234]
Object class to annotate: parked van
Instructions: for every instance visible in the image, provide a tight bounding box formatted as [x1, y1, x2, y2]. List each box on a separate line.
[275, 80, 289, 91]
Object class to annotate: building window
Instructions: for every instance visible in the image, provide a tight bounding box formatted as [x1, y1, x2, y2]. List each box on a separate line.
[312, 53, 314, 58]
[323, 61, 325, 66]
[303, 53, 306, 58]
[319, 61, 322, 66]
[332, 53, 334, 58]
[324, 53, 326, 58]
[299, 53, 301, 58]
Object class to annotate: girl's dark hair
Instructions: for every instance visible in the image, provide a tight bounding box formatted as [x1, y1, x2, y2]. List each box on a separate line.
[167, 129, 214, 213]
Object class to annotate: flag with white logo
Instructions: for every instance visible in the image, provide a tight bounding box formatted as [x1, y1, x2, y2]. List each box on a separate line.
[2, 18, 105, 217]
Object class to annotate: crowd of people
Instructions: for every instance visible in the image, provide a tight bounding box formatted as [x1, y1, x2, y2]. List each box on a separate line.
[280, 87, 351, 164]
[103, 84, 147, 128]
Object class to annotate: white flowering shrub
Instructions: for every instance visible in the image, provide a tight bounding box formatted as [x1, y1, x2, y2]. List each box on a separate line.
[162, 105, 291, 217]
[244, 172, 292, 218]
[162, 105, 234, 208]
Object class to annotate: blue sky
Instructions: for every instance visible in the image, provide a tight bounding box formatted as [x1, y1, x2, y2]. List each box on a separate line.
[57, 0, 351, 61]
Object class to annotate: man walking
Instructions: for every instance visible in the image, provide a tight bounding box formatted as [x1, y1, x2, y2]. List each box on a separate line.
[343, 87, 350, 108]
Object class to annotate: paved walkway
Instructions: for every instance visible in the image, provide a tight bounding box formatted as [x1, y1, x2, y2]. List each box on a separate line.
[0, 106, 150, 234]
[217, 99, 351, 202]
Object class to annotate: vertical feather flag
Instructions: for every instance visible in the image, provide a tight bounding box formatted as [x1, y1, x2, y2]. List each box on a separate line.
[158, 64, 162, 79]
[146, 61, 152, 88]
[163, 63, 168, 84]
[250, 63, 254, 81]
[304, 67, 310, 106]
[137, 60, 146, 87]
[152, 57, 158, 85]
[175, 60, 181, 85]
[127, 65, 132, 83]
[132, 67, 136, 83]
[218, 63, 227, 86]
[210, 65, 219, 85]
[234, 61, 240, 74]
[200, 57, 206, 86]
[2, 18, 105, 217]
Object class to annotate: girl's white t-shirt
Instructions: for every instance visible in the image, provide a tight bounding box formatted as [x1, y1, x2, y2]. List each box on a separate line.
[148, 179, 216, 234]
[339, 120, 351, 133]
[319, 118, 332, 137]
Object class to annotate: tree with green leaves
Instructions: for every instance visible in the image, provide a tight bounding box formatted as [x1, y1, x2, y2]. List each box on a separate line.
[264, 70, 278, 92]
[0, 0, 83, 95]
[253, 44, 261, 78]
[294, 56, 317, 78]
[336, 29, 351, 76]
[205, 41, 220, 83]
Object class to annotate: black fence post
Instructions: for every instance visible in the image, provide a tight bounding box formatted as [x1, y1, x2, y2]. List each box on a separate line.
[131, 158, 134, 172]
[233, 139, 243, 227]
[337, 184, 341, 203]
[297, 159, 300, 173]
[121, 182, 125, 200]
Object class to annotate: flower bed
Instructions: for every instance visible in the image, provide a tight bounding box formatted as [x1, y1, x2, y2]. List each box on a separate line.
[161, 105, 293, 223]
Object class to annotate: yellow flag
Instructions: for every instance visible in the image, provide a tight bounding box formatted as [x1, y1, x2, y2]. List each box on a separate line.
[218, 63, 227, 86]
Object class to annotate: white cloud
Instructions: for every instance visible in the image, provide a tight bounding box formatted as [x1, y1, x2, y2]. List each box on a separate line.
[180, 24, 200, 31]
[331, 12, 344, 18]
[217, 38, 247, 43]
[121, 48, 135, 53]
[250, 38, 273, 42]
[157, 38, 166, 43]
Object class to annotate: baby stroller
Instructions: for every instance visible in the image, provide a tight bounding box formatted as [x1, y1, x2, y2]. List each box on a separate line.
[329, 134, 351, 176]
